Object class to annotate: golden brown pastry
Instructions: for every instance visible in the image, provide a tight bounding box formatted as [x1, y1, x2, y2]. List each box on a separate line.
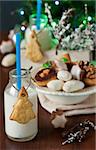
[34, 68, 57, 87]
[9, 86, 35, 124]
[63, 53, 71, 62]
[83, 78, 96, 86]
[78, 61, 96, 86]
[26, 30, 43, 62]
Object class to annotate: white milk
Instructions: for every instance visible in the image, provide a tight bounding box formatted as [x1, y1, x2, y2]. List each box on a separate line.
[4, 86, 38, 141]
[25, 27, 52, 51]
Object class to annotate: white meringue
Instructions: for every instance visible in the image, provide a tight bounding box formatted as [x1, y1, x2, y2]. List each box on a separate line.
[54, 60, 68, 71]
[71, 65, 82, 80]
[63, 80, 84, 92]
[1, 53, 16, 67]
[57, 70, 72, 81]
[0, 40, 14, 54]
[47, 80, 64, 91]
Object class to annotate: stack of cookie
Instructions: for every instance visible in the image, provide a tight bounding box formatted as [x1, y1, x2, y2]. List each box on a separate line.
[33, 53, 96, 93]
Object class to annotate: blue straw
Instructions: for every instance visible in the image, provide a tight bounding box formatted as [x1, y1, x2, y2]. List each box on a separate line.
[36, 0, 42, 30]
[16, 32, 21, 90]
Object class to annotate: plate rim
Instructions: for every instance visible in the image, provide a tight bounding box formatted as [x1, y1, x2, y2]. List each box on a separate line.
[36, 86, 96, 96]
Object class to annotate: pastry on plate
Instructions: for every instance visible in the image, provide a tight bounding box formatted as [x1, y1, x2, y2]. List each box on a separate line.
[34, 68, 57, 87]
[62, 53, 71, 62]
[83, 78, 96, 86]
[78, 61, 96, 86]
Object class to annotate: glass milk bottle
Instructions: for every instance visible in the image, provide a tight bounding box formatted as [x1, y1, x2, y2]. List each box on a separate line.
[25, 14, 52, 51]
[4, 69, 38, 142]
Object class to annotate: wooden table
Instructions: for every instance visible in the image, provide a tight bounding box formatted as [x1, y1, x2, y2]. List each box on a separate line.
[0, 33, 95, 150]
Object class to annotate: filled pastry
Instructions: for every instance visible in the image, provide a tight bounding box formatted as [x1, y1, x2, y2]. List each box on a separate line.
[34, 68, 57, 87]
[78, 61, 96, 86]
[62, 53, 71, 63]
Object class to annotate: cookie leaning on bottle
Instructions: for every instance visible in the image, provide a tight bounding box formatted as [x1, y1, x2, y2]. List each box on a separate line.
[9, 86, 35, 124]
[25, 30, 43, 62]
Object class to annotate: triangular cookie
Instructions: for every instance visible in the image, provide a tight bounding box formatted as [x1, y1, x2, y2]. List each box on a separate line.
[26, 30, 43, 62]
[9, 86, 35, 124]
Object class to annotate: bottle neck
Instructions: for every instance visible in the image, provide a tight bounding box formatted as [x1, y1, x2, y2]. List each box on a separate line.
[9, 69, 31, 91]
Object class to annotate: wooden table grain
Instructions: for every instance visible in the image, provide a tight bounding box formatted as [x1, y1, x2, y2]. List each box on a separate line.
[0, 33, 95, 150]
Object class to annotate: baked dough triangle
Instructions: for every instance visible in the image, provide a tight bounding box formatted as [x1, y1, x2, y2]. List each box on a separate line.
[9, 86, 35, 124]
[26, 30, 43, 62]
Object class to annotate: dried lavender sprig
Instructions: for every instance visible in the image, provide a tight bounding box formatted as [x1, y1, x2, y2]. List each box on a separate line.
[62, 131, 81, 145]
[55, 24, 71, 55]
[45, 3, 74, 39]
[62, 120, 96, 145]
[54, 9, 74, 54]
[53, 8, 74, 39]
[58, 8, 75, 27]
[59, 23, 95, 51]
[62, 120, 95, 138]
[45, 3, 53, 27]
[45, 3, 75, 54]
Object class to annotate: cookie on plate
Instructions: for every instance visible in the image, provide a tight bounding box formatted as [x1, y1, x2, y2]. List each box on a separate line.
[34, 68, 57, 87]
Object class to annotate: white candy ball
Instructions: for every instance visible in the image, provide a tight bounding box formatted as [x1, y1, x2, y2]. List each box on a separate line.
[47, 80, 64, 91]
[57, 70, 72, 81]
[63, 80, 85, 92]
[71, 65, 81, 80]
[1, 53, 16, 67]
[0, 40, 14, 54]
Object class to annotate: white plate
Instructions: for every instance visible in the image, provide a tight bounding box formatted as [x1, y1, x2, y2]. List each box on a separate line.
[31, 67, 96, 105]
[36, 86, 96, 105]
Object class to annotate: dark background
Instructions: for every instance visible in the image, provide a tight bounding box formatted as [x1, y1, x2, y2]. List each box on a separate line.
[0, 1, 23, 31]
[0, 0, 95, 32]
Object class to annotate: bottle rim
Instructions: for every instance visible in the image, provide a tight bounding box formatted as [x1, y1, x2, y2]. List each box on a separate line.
[29, 13, 48, 28]
[9, 68, 30, 78]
